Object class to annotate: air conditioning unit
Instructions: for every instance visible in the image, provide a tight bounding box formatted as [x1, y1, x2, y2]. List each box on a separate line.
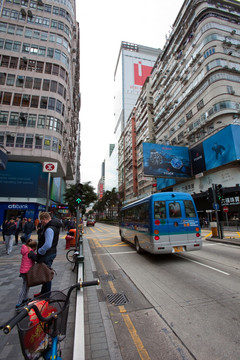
[27, 10, 33, 18]
[21, 8, 26, 16]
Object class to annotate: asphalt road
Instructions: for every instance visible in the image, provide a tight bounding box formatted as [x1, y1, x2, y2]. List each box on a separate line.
[85, 223, 240, 360]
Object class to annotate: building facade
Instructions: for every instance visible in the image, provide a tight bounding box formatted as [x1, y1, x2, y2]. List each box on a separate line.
[0, 0, 80, 223]
[120, 0, 240, 220]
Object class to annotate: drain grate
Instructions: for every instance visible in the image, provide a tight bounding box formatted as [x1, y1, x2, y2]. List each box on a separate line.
[106, 293, 128, 306]
[99, 273, 115, 281]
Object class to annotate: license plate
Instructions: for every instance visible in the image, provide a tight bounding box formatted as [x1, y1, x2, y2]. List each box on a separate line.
[172, 246, 184, 253]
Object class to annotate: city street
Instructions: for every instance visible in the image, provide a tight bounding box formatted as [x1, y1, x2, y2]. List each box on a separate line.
[85, 223, 240, 360]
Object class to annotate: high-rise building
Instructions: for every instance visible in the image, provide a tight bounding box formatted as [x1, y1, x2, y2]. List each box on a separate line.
[0, 0, 80, 223]
[100, 42, 161, 196]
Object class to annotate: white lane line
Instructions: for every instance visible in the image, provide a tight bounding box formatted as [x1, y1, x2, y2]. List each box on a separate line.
[177, 254, 230, 276]
[100, 251, 135, 256]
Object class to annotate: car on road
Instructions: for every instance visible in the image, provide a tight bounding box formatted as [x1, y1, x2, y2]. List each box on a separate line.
[87, 219, 95, 226]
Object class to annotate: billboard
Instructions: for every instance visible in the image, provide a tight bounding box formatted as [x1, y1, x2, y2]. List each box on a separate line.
[190, 125, 240, 175]
[143, 143, 191, 178]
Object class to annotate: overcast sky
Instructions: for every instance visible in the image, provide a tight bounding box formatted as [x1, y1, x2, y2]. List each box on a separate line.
[76, 0, 184, 191]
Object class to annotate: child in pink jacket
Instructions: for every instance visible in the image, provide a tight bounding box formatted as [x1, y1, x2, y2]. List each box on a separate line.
[16, 238, 37, 308]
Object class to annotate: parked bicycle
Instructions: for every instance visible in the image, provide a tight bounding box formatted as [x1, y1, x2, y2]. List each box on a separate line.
[0, 279, 99, 360]
[66, 228, 84, 272]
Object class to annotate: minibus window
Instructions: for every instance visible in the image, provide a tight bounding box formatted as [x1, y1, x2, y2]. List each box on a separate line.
[184, 200, 196, 218]
[154, 201, 166, 219]
[169, 202, 181, 218]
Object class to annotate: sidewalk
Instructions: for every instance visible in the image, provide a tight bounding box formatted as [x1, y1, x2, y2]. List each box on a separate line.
[206, 235, 240, 246]
[0, 231, 77, 360]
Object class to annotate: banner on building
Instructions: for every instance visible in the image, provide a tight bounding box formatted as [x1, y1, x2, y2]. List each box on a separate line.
[143, 142, 191, 178]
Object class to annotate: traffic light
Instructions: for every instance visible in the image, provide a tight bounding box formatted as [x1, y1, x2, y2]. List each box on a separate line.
[207, 187, 213, 203]
[76, 183, 83, 205]
[215, 184, 223, 202]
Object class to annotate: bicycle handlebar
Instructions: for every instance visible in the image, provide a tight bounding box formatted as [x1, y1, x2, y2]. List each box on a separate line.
[0, 279, 99, 334]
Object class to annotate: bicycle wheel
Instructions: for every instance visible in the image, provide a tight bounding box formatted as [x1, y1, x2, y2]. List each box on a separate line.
[66, 249, 76, 263]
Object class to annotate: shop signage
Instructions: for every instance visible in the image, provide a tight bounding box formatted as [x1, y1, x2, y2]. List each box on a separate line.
[8, 204, 28, 209]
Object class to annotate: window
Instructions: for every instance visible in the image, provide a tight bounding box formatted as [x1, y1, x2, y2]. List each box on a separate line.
[10, 57, 18, 68]
[28, 59, 36, 71]
[186, 110, 193, 121]
[58, 83, 64, 96]
[27, 114, 36, 127]
[54, 49, 61, 60]
[16, 133, 24, 147]
[40, 96, 48, 108]
[56, 100, 62, 113]
[154, 201, 166, 219]
[16, 26, 24, 36]
[3, 92, 12, 105]
[48, 97, 55, 110]
[169, 202, 181, 218]
[36, 61, 44, 73]
[47, 48, 54, 58]
[19, 57, 27, 70]
[43, 79, 50, 90]
[38, 46, 46, 56]
[33, 78, 42, 90]
[50, 80, 57, 92]
[51, 20, 57, 28]
[30, 45, 38, 54]
[60, 67, 65, 79]
[0, 73, 6, 85]
[52, 137, 58, 152]
[33, 30, 40, 39]
[9, 112, 19, 126]
[0, 22, 7, 33]
[197, 99, 204, 111]
[0, 111, 8, 125]
[45, 63, 52, 74]
[35, 134, 43, 148]
[1, 55, 10, 67]
[40, 31, 48, 41]
[4, 40, 13, 50]
[25, 76, 33, 88]
[21, 94, 30, 107]
[22, 43, 30, 53]
[0, 132, 4, 146]
[30, 95, 39, 108]
[37, 115, 45, 128]
[25, 28, 32, 38]
[52, 64, 59, 75]
[7, 24, 15, 34]
[13, 41, 21, 52]
[46, 115, 54, 130]
[16, 75, 25, 87]
[6, 133, 15, 147]
[25, 134, 33, 148]
[43, 136, 51, 150]
[12, 93, 21, 106]
[0, 38, 4, 49]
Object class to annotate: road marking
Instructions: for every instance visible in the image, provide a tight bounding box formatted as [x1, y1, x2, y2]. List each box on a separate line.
[100, 251, 135, 255]
[90, 238, 151, 359]
[177, 254, 230, 275]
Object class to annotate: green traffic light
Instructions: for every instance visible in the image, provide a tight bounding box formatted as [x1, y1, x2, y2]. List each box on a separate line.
[76, 198, 82, 204]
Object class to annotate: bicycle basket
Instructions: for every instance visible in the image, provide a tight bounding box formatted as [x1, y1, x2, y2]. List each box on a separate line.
[17, 291, 69, 360]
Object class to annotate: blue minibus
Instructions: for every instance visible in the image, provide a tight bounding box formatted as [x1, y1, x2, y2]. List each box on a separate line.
[119, 192, 202, 254]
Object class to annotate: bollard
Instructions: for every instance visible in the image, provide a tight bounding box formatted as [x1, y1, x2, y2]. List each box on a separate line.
[65, 235, 73, 249]
[210, 221, 218, 237]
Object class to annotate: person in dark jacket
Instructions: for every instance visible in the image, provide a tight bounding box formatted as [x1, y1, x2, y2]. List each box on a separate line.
[5, 218, 16, 255]
[35, 212, 61, 295]
[22, 218, 34, 243]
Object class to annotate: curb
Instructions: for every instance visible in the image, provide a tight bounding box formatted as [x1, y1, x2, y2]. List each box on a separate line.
[205, 237, 240, 246]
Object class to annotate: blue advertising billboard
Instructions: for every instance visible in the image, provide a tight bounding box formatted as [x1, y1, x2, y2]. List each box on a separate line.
[0, 162, 48, 198]
[203, 125, 240, 171]
[143, 142, 191, 178]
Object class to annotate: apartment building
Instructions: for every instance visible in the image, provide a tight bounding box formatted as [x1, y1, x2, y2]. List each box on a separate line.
[121, 0, 240, 218]
[0, 0, 80, 223]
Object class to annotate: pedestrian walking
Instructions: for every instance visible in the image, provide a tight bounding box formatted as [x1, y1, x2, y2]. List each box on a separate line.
[15, 217, 22, 245]
[5, 217, 16, 255]
[16, 238, 37, 309]
[34, 212, 61, 296]
[22, 217, 34, 243]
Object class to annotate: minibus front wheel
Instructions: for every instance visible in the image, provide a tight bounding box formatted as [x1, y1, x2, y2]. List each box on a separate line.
[135, 237, 143, 254]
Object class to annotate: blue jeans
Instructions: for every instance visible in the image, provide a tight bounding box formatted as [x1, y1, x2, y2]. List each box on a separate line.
[39, 253, 56, 295]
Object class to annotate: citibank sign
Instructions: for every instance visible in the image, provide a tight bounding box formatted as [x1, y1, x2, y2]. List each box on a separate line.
[8, 204, 28, 209]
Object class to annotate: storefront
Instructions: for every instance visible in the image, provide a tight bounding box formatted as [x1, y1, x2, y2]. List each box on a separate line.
[0, 202, 46, 228]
